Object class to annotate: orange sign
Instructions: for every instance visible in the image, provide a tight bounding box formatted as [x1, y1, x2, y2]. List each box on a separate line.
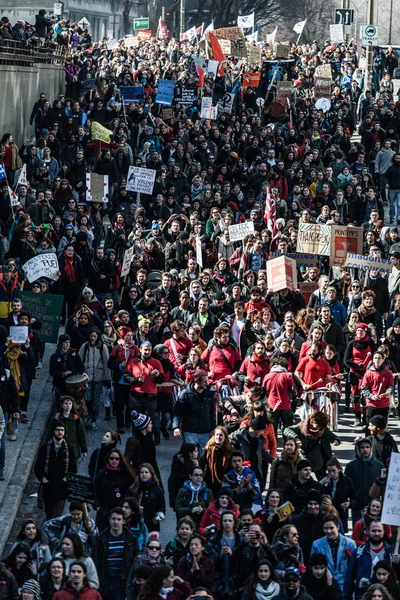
[242, 72, 261, 87]
[137, 29, 152, 40]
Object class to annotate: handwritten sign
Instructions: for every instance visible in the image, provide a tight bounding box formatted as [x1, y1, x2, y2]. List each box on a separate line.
[330, 226, 363, 267]
[19, 291, 63, 344]
[67, 473, 96, 505]
[228, 220, 255, 242]
[345, 253, 392, 275]
[10, 326, 28, 344]
[296, 224, 331, 256]
[381, 452, 400, 526]
[22, 253, 59, 283]
[267, 255, 297, 292]
[126, 166, 156, 195]
[121, 247, 135, 278]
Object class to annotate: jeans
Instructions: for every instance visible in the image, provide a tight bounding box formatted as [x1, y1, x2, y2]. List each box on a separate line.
[389, 189, 400, 222]
[183, 432, 210, 451]
[0, 411, 7, 470]
[85, 381, 103, 421]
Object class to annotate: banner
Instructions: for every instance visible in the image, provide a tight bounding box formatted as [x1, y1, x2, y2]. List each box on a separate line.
[120, 86, 144, 103]
[330, 226, 363, 267]
[200, 97, 212, 119]
[22, 253, 59, 283]
[121, 247, 135, 278]
[344, 253, 392, 275]
[242, 72, 261, 87]
[126, 166, 156, 194]
[296, 224, 331, 256]
[19, 291, 63, 344]
[248, 46, 261, 64]
[237, 13, 254, 29]
[381, 452, 400, 526]
[228, 221, 255, 242]
[91, 122, 112, 143]
[156, 79, 176, 105]
[299, 282, 319, 305]
[267, 256, 297, 292]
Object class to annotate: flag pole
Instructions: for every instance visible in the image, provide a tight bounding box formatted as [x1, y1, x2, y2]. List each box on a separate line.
[296, 19, 306, 45]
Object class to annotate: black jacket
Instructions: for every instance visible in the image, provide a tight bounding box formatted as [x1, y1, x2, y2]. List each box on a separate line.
[91, 527, 138, 596]
[172, 382, 216, 434]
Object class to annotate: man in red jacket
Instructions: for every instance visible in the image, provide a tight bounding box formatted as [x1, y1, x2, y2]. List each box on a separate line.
[361, 351, 394, 426]
[125, 341, 165, 420]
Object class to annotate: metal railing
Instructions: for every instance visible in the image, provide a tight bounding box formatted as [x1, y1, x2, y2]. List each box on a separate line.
[0, 39, 66, 67]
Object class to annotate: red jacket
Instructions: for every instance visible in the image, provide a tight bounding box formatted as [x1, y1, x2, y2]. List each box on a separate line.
[201, 344, 242, 381]
[54, 584, 102, 600]
[198, 497, 240, 537]
[125, 356, 164, 394]
[240, 354, 270, 383]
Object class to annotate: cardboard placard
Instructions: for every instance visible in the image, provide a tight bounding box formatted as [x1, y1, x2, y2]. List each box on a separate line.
[228, 220, 255, 242]
[330, 226, 363, 267]
[267, 255, 297, 292]
[19, 291, 63, 344]
[242, 72, 261, 87]
[126, 166, 156, 195]
[296, 224, 331, 256]
[344, 253, 392, 274]
[22, 253, 59, 283]
[381, 452, 400, 526]
[67, 473, 96, 505]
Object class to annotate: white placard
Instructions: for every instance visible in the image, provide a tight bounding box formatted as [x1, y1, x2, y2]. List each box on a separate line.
[207, 60, 219, 77]
[196, 237, 203, 268]
[121, 247, 135, 278]
[10, 326, 28, 344]
[329, 24, 344, 43]
[126, 167, 156, 194]
[22, 253, 59, 283]
[381, 451, 400, 525]
[228, 220, 255, 242]
[200, 97, 212, 119]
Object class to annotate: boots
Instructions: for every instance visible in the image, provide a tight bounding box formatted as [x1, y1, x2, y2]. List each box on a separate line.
[105, 407, 111, 421]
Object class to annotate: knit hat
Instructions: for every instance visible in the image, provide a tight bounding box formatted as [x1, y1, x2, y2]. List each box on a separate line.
[192, 369, 208, 382]
[58, 333, 71, 346]
[297, 459, 312, 472]
[393, 318, 400, 327]
[369, 415, 386, 429]
[131, 410, 151, 430]
[306, 489, 322, 504]
[250, 415, 267, 431]
[21, 580, 41, 600]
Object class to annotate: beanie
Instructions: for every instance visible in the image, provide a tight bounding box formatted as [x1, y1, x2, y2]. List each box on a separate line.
[130, 410, 151, 430]
[21, 580, 41, 600]
[250, 416, 267, 431]
[58, 333, 71, 346]
[297, 459, 312, 472]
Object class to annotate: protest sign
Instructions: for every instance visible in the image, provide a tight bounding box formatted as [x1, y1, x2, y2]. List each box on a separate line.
[84, 79, 97, 90]
[276, 81, 293, 103]
[19, 291, 63, 344]
[176, 88, 197, 105]
[330, 226, 363, 267]
[228, 221, 255, 242]
[201, 97, 212, 119]
[156, 79, 176, 105]
[267, 255, 297, 292]
[381, 452, 400, 526]
[126, 167, 156, 194]
[275, 43, 291, 58]
[248, 46, 261, 64]
[196, 238, 203, 268]
[330, 24, 344, 43]
[67, 473, 96, 505]
[207, 60, 219, 77]
[87, 173, 108, 202]
[315, 78, 332, 99]
[315, 64, 332, 78]
[242, 72, 261, 87]
[120, 86, 144, 103]
[271, 252, 318, 267]
[218, 39, 231, 55]
[121, 247, 135, 278]
[91, 122, 112, 143]
[162, 107, 174, 120]
[345, 253, 392, 275]
[296, 224, 331, 256]
[299, 283, 319, 305]
[217, 91, 235, 113]
[23, 254, 59, 283]
[213, 27, 244, 40]
[10, 326, 28, 344]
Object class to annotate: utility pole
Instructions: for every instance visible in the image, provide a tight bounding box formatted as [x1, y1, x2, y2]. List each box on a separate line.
[180, 0, 185, 37]
[365, 0, 374, 91]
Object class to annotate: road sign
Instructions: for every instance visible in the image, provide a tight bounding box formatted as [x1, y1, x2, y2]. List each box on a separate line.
[334, 8, 354, 25]
[362, 24, 379, 45]
[134, 17, 150, 30]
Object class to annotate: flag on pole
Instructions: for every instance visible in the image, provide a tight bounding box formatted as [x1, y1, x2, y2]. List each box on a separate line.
[293, 19, 306, 34]
[237, 13, 254, 29]
[245, 31, 258, 42]
[264, 187, 277, 236]
[266, 27, 277, 44]
[209, 32, 225, 76]
[15, 164, 27, 188]
[158, 18, 170, 39]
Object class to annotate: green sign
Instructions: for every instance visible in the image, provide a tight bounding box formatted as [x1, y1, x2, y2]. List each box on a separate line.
[19, 291, 63, 344]
[134, 17, 149, 30]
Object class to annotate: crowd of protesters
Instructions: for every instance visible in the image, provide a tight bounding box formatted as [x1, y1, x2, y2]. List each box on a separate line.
[1, 12, 400, 600]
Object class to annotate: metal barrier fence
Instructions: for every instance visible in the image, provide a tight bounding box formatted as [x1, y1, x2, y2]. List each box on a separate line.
[0, 39, 66, 67]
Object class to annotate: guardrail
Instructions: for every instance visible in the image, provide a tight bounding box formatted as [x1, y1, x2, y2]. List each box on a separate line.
[0, 39, 66, 67]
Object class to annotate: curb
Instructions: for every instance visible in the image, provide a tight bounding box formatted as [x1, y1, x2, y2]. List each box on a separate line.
[0, 349, 55, 555]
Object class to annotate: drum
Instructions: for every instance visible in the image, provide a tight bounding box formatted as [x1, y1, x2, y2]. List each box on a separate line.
[65, 374, 89, 417]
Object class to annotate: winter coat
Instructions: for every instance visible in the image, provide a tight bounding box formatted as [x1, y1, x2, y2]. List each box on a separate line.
[290, 509, 325, 563]
[198, 497, 239, 536]
[53, 412, 87, 461]
[283, 474, 323, 515]
[78, 340, 110, 383]
[344, 450, 384, 510]
[172, 382, 216, 434]
[174, 481, 213, 527]
[91, 526, 138, 596]
[344, 541, 393, 600]
[311, 534, 356, 590]
[53, 584, 101, 600]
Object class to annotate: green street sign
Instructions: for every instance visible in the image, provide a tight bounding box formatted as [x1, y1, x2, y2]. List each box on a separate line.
[134, 17, 150, 30]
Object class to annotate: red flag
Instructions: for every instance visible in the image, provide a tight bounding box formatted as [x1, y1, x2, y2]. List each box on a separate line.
[263, 186, 277, 236]
[209, 32, 225, 76]
[158, 18, 170, 39]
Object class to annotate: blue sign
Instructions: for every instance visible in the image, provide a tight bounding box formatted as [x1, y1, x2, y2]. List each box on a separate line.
[156, 79, 176, 106]
[120, 86, 145, 103]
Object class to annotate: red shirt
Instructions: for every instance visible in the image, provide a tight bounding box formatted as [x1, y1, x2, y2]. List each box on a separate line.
[296, 356, 331, 387]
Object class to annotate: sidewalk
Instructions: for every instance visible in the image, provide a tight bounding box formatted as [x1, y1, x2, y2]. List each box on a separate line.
[0, 343, 56, 555]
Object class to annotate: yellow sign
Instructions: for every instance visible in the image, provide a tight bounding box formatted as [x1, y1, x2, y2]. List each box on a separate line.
[91, 122, 112, 143]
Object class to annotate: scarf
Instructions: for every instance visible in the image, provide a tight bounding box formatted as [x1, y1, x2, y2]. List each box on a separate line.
[255, 581, 281, 600]
[63, 253, 76, 283]
[299, 415, 325, 440]
[38, 438, 69, 508]
[358, 303, 376, 318]
[6, 346, 23, 394]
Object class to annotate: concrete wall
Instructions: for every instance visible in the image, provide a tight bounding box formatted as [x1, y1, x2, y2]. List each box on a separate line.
[0, 63, 64, 145]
